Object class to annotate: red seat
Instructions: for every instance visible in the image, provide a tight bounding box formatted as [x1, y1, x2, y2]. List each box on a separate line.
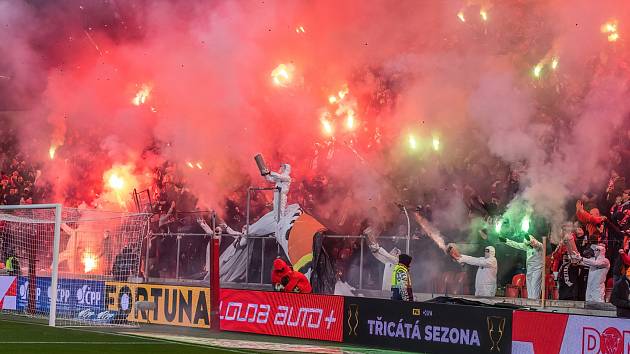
[545, 274, 557, 300]
[506, 273, 527, 298]
[449, 272, 468, 295]
[512, 274, 526, 287]
[605, 277, 614, 302]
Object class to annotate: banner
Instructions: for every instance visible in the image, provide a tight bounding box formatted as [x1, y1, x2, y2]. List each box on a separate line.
[105, 282, 210, 328]
[0, 276, 16, 310]
[17, 276, 106, 320]
[220, 289, 344, 342]
[512, 310, 630, 354]
[343, 297, 512, 354]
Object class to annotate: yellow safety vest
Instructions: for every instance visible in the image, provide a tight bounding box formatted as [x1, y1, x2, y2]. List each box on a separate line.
[6, 256, 15, 271]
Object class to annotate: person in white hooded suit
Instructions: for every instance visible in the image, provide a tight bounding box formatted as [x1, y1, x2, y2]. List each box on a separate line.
[197, 163, 298, 282]
[577, 243, 610, 302]
[452, 245, 498, 297]
[500, 235, 543, 299]
[247, 163, 299, 255]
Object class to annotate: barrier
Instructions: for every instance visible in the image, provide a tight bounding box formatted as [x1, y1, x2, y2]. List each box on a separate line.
[512, 310, 630, 354]
[0, 276, 17, 310]
[343, 297, 513, 354]
[105, 282, 211, 328]
[220, 289, 344, 342]
[17, 276, 106, 317]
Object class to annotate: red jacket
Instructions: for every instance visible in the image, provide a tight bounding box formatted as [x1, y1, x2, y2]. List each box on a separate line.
[285, 270, 312, 294]
[271, 258, 312, 293]
[576, 209, 604, 238]
[272, 259, 291, 286]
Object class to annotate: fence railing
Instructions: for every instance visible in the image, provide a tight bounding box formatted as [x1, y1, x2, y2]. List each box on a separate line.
[144, 232, 412, 289]
[141, 232, 565, 305]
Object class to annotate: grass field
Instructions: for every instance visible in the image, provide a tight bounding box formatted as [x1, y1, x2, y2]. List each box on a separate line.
[0, 319, 264, 354]
[0, 316, 409, 354]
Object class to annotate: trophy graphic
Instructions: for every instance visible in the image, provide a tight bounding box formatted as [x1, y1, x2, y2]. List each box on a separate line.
[347, 304, 359, 336]
[487, 316, 506, 352]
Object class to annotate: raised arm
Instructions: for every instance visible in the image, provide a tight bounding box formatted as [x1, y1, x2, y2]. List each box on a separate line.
[458, 254, 497, 268]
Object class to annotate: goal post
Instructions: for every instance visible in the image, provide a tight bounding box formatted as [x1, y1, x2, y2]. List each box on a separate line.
[50, 204, 61, 326]
[0, 204, 149, 327]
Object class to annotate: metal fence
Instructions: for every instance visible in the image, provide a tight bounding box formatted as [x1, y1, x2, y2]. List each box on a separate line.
[143, 232, 410, 289]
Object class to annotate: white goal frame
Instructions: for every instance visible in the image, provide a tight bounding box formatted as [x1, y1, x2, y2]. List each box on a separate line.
[0, 203, 62, 326]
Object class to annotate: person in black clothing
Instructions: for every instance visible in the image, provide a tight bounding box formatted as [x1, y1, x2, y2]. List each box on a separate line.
[611, 270, 630, 318]
[112, 246, 138, 281]
[558, 253, 581, 300]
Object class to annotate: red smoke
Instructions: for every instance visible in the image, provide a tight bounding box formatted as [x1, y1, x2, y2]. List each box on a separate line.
[1, 0, 630, 237]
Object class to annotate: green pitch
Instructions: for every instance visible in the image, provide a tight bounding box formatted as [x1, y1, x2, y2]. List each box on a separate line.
[0, 316, 410, 354]
[0, 319, 259, 354]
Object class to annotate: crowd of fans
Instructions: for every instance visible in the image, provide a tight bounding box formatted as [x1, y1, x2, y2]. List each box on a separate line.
[0, 128, 40, 206]
[0, 112, 627, 307]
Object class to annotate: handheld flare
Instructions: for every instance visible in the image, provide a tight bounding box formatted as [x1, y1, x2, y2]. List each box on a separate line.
[254, 153, 270, 176]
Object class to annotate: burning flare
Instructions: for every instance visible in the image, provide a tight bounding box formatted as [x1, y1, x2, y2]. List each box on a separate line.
[457, 10, 466, 22]
[82, 250, 98, 273]
[102, 164, 139, 208]
[532, 63, 543, 78]
[346, 113, 355, 130]
[432, 136, 440, 151]
[480, 9, 488, 22]
[132, 84, 152, 106]
[49, 145, 57, 160]
[108, 174, 125, 191]
[321, 114, 334, 136]
[601, 20, 619, 42]
[408, 134, 418, 150]
[271, 63, 295, 87]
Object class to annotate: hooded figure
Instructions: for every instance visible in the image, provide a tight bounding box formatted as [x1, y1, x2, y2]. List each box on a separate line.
[272, 258, 292, 291]
[578, 244, 610, 302]
[500, 235, 543, 299]
[247, 164, 295, 251]
[456, 246, 498, 297]
[271, 258, 312, 293]
[391, 254, 413, 301]
[265, 164, 292, 219]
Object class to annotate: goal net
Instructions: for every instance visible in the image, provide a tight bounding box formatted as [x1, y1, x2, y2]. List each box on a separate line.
[0, 204, 150, 327]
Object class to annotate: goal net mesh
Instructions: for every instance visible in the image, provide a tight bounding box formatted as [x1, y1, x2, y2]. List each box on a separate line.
[0, 205, 149, 327]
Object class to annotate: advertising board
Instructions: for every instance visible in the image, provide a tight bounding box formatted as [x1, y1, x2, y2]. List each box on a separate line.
[105, 281, 211, 328]
[512, 310, 630, 354]
[343, 297, 513, 354]
[219, 289, 344, 342]
[0, 276, 16, 310]
[17, 276, 106, 321]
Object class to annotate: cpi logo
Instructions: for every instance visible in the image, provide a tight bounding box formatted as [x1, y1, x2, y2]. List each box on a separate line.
[582, 327, 630, 354]
[76, 285, 101, 305]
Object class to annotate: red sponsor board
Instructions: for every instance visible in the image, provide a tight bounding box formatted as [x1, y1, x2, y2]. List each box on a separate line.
[512, 311, 569, 354]
[219, 289, 343, 342]
[512, 310, 630, 354]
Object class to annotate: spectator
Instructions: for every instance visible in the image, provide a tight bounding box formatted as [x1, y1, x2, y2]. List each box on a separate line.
[575, 200, 606, 243]
[271, 258, 312, 293]
[557, 253, 581, 300]
[614, 248, 630, 284]
[577, 244, 610, 302]
[452, 246, 498, 297]
[610, 268, 630, 318]
[391, 254, 413, 301]
[112, 246, 138, 281]
[4, 247, 19, 276]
